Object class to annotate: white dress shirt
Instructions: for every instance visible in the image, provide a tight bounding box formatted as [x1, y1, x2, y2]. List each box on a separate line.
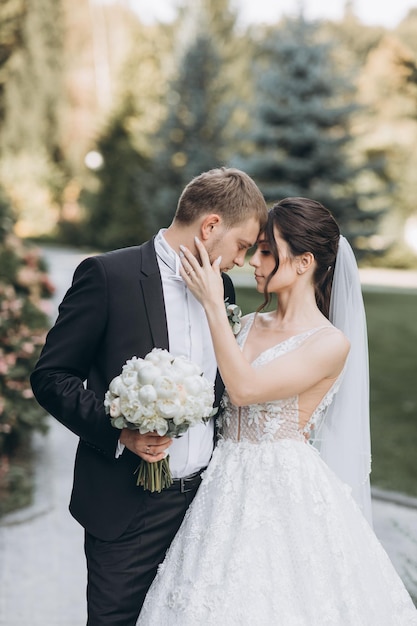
[117, 230, 217, 478]
[154, 230, 216, 477]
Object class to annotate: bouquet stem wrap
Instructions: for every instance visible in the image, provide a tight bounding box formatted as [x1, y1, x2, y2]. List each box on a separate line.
[134, 454, 173, 492]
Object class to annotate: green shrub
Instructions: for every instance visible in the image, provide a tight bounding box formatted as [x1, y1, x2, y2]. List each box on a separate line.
[0, 189, 53, 516]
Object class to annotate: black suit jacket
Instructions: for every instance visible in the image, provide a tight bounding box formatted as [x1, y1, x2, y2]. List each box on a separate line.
[30, 240, 235, 540]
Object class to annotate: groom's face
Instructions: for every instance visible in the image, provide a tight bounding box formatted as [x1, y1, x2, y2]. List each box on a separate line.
[205, 216, 259, 272]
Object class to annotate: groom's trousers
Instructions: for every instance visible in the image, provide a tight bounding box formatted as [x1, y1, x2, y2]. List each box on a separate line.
[84, 470, 203, 626]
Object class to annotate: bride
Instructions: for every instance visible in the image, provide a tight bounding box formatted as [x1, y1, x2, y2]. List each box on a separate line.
[137, 197, 417, 625]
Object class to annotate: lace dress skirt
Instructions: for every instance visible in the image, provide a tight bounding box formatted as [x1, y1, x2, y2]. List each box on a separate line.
[137, 437, 417, 625]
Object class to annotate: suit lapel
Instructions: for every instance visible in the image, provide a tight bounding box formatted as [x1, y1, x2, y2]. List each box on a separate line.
[139, 239, 169, 350]
[213, 273, 236, 405]
[138, 241, 236, 405]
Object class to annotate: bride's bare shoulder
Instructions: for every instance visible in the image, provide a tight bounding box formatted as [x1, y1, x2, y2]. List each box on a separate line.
[239, 311, 269, 328]
[312, 326, 350, 361]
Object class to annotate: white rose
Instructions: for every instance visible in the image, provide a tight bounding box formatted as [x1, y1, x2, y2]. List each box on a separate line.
[232, 321, 242, 334]
[138, 384, 158, 404]
[154, 375, 178, 399]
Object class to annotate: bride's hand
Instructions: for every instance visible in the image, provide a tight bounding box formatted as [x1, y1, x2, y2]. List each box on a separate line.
[179, 237, 224, 308]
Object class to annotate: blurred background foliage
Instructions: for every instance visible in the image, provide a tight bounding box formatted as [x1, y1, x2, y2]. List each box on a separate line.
[0, 0, 55, 513]
[0, 0, 416, 263]
[1, 0, 417, 512]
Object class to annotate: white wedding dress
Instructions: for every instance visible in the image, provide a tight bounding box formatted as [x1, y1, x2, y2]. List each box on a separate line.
[138, 315, 417, 625]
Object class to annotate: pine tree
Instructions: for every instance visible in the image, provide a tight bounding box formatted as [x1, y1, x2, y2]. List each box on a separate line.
[150, 0, 239, 229]
[237, 16, 387, 257]
[81, 96, 152, 251]
[150, 34, 228, 227]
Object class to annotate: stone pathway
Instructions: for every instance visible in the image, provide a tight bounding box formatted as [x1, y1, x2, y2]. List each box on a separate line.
[0, 246, 89, 626]
[0, 246, 416, 625]
[0, 423, 86, 625]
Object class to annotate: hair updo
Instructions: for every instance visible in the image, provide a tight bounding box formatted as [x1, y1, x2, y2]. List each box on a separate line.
[260, 197, 340, 318]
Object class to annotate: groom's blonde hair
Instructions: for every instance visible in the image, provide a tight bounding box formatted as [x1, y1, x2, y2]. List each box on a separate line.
[174, 167, 267, 229]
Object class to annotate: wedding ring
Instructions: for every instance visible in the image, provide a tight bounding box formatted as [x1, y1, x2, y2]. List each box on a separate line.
[145, 445, 150, 454]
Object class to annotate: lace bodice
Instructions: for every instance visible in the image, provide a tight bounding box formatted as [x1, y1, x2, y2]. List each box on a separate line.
[218, 314, 342, 445]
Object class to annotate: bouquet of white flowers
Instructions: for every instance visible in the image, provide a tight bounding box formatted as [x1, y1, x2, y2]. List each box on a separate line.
[104, 348, 215, 492]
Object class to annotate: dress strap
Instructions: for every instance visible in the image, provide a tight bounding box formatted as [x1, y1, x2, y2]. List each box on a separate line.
[236, 313, 256, 348]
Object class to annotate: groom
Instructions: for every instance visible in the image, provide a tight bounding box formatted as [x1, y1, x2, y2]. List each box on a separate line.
[31, 166, 267, 625]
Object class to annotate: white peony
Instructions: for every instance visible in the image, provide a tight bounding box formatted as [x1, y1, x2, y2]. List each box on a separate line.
[154, 375, 178, 399]
[108, 375, 125, 396]
[105, 348, 216, 492]
[183, 374, 206, 396]
[138, 415, 169, 436]
[144, 348, 173, 367]
[120, 389, 142, 419]
[121, 367, 138, 386]
[156, 397, 183, 420]
[106, 348, 214, 441]
[132, 357, 146, 372]
[171, 356, 202, 378]
[109, 396, 122, 418]
[173, 412, 187, 426]
[137, 363, 161, 385]
[138, 384, 158, 404]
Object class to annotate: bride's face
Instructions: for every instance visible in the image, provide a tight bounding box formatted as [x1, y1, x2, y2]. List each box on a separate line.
[250, 228, 296, 293]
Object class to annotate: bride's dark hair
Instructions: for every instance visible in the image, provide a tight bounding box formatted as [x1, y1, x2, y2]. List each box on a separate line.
[258, 197, 340, 318]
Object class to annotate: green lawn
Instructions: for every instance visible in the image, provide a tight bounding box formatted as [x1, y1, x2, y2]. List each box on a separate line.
[235, 286, 417, 497]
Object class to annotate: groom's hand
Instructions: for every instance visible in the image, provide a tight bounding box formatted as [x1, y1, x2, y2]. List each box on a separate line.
[119, 429, 172, 463]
